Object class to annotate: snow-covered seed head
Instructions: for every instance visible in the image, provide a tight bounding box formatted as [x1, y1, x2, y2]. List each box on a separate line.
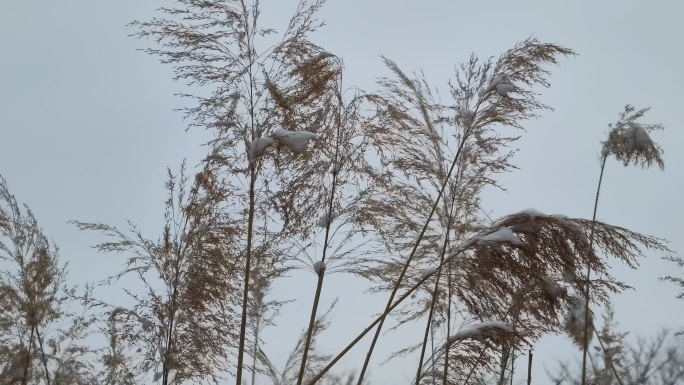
[273, 128, 319, 152]
[601, 105, 665, 170]
[313, 260, 326, 274]
[564, 296, 594, 347]
[180, 232, 187, 243]
[448, 321, 513, 343]
[622, 122, 653, 152]
[137, 316, 154, 331]
[477, 227, 524, 247]
[543, 279, 565, 298]
[561, 268, 575, 283]
[317, 212, 340, 228]
[600, 144, 610, 158]
[248, 137, 274, 163]
[420, 266, 437, 280]
[495, 83, 515, 97]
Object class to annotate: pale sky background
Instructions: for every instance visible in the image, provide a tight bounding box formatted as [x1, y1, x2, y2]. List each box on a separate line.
[1, 0, 683, 384]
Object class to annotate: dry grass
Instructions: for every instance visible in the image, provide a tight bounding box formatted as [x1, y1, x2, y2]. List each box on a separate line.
[1, 1, 677, 385]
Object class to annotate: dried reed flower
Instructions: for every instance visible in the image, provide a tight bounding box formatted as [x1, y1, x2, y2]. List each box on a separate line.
[601, 105, 665, 169]
[71, 162, 242, 384]
[334, 38, 576, 384]
[564, 296, 594, 347]
[0, 175, 99, 385]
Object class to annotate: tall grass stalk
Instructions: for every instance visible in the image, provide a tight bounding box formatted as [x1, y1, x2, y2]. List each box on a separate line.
[415, 192, 458, 384]
[580, 104, 666, 385]
[580, 154, 607, 385]
[356, 137, 468, 385]
[296, 120, 343, 385]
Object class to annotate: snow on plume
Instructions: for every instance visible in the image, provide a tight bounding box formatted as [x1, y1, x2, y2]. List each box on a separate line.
[317, 211, 340, 228]
[622, 122, 654, 151]
[420, 266, 437, 280]
[495, 83, 515, 97]
[478, 227, 524, 246]
[248, 137, 274, 163]
[517, 208, 546, 218]
[450, 321, 513, 342]
[601, 144, 610, 157]
[273, 128, 319, 152]
[313, 260, 326, 274]
[564, 296, 593, 346]
[562, 268, 575, 283]
[478, 74, 507, 97]
[544, 279, 564, 297]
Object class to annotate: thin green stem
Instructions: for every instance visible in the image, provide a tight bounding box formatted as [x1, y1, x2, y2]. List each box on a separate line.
[580, 154, 607, 385]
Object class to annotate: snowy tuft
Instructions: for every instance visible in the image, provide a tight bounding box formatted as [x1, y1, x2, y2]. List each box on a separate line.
[273, 128, 319, 152]
[478, 227, 524, 247]
[564, 296, 593, 346]
[508, 221, 543, 233]
[317, 212, 341, 228]
[450, 321, 513, 342]
[601, 145, 610, 157]
[544, 279, 564, 297]
[174, 314, 186, 324]
[180, 232, 187, 242]
[562, 268, 575, 283]
[137, 316, 154, 331]
[420, 266, 438, 280]
[517, 208, 546, 218]
[313, 260, 326, 274]
[495, 83, 515, 97]
[622, 122, 653, 151]
[112, 306, 129, 315]
[248, 137, 274, 163]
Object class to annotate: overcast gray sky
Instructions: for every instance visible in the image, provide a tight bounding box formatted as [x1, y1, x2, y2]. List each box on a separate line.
[1, 0, 682, 384]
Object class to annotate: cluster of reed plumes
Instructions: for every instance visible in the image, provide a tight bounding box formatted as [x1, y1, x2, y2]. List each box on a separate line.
[0, 1, 675, 385]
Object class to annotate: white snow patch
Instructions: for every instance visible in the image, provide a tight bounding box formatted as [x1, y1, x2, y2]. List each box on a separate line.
[496, 83, 515, 97]
[313, 260, 326, 274]
[490, 74, 505, 88]
[137, 316, 154, 331]
[273, 128, 319, 152]
[544, 279, 564, 297]
[508, 222, 543, 233]
[478, 227, 524, 246]
[420, 266, 437, 280]
[622, 122, 653, 151]
[317, 211, 340, 228]
[450, 321, 513, 341]
[562, 268, 575, 283]
[601, 145, 610, 157]
[517, 208, 546, 218]
[565, 297, 590, 331]
[248, 137, 274, 163]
